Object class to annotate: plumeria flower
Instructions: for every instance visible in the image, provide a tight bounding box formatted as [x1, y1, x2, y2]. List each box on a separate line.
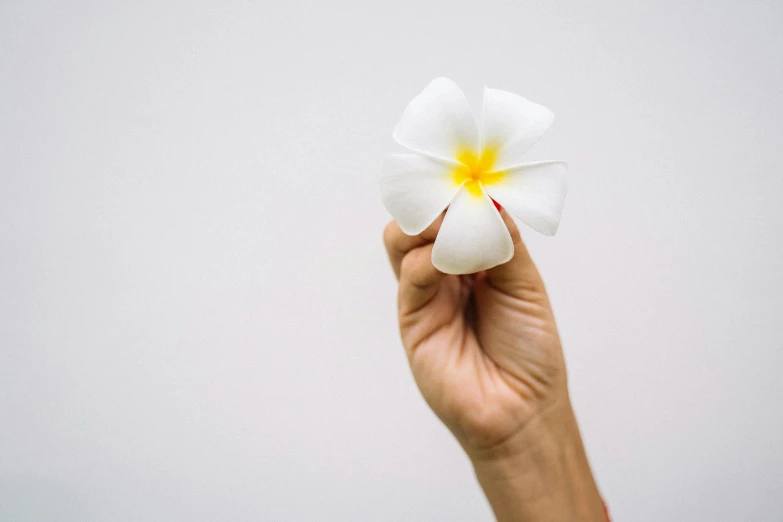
[379, 77, 567, 274]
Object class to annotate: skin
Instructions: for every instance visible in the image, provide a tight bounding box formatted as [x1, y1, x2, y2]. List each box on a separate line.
[383, 211, 606, 522]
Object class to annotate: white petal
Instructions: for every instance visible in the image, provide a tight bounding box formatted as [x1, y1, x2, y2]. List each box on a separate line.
[393, 77, 479, 162]
[481, 87, 554, 170]
[482, 161, 567, 236]
[379, 154, 462, 235]
[431, 185, 513, 274]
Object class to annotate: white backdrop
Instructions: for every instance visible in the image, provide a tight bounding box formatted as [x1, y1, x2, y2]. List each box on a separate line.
[2, 1, 782, 520]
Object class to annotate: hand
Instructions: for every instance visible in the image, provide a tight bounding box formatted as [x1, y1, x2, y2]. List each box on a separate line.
[384, 211, 606, 521]
[384, 210, 564, 453]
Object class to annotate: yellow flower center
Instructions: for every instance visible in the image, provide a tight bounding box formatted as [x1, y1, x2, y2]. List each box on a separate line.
[452, 147, 505, 197]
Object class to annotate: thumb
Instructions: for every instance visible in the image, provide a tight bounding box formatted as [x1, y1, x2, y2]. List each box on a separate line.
[485, 211, 549, 303]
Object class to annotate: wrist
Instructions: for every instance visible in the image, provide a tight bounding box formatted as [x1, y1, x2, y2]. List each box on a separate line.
[468, 398, 605, 522]
[465, 394, 573, 464]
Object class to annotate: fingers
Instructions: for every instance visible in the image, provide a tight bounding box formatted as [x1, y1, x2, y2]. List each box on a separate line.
[397, 243, 446, 315]
[383, 216, 446, 314]
[485, 211, 548, 301]
[384, 210, 546, 309]
[383, 215, 443, 279]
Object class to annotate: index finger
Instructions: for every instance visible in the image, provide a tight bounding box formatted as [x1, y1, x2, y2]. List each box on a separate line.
[383, 214, 444, 279]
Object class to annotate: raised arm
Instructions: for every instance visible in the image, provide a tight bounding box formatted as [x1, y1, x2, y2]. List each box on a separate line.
[383, 212, 606, 521]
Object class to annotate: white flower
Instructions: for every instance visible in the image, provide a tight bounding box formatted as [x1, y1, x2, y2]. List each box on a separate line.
[379, 77, 567, 275]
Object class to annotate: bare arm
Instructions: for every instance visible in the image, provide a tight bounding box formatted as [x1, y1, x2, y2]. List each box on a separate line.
[383, 212, 605, 521]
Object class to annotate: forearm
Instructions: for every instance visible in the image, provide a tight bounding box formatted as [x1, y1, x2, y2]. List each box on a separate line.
[468, 399, 605, 522]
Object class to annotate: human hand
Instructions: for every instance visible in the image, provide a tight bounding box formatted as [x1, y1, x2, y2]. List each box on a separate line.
[384, 212, 605, 521]
[384, 209, 566, 453]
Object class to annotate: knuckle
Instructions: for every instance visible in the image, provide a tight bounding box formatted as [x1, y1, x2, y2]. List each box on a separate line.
[383, 221, 398, 247]
[399, 250, 420, 276]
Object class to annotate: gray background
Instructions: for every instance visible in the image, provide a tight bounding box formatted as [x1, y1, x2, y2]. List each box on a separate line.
[2, 0, 782, 520]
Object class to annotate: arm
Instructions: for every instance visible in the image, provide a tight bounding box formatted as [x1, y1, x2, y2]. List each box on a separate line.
[471, 399, 604, 521]
[383, 211, 605, 522]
